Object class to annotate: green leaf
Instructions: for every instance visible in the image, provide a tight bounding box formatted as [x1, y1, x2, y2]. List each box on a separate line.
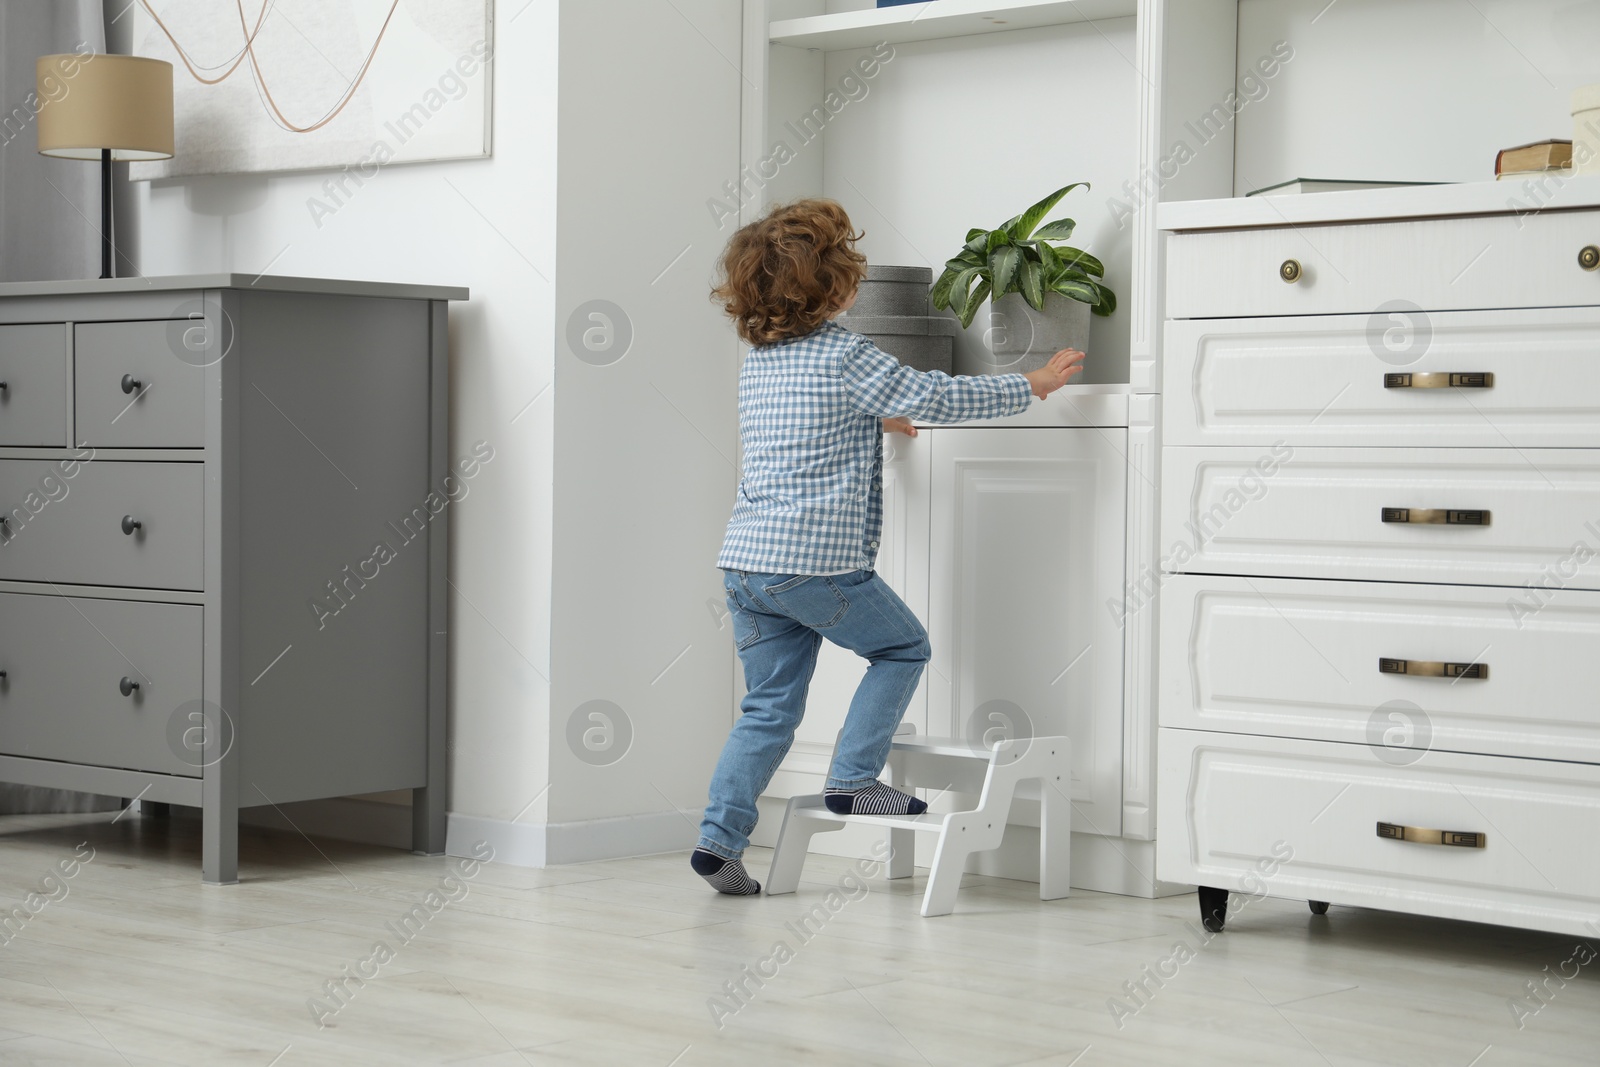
[1020, 258, 1045, 311]
[1091, 280, 1117, 317]
[956, 278, 992, 329]
[965, 228, 988, 243]
[1055, 246, 1105, 277]
[1010, 183, 1088, 241]
[1037, 241, 1063, 277]
[1048, 277, 1100, 306]
[988, 245, 1023, 296]
[965, 231, 992, 256]
[944, 267, 980, 314]
[998, 213, 1023, 237]
[1031, 218, 1078, 241]
[985, 230, 1012, 254]
[930, 267, 959, 310]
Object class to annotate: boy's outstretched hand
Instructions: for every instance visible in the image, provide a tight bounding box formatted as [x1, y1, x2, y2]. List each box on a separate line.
[1024, 349, 1087, 399]
[882, 417, 918, 437]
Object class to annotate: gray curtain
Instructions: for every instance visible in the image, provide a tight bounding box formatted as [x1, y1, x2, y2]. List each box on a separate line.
[0, 0, 107, 282]
[0, 0, 118, 813]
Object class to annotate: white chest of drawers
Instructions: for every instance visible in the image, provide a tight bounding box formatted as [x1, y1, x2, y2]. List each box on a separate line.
[0, 275, 465, 883]
[1154, 180, 1600, 937]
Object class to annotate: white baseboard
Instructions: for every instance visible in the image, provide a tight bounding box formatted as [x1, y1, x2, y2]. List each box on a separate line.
[237, 795, 1188, 898]
[445, 807, 700, 867]
[236, 794, 703, 870]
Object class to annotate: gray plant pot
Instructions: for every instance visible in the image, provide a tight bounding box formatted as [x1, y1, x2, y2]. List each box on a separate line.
[984, 291, 1092, 374]
[852, 264, 933, 318]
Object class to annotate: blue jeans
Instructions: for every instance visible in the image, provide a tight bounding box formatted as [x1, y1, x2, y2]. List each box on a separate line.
[697, 568, 931, 860]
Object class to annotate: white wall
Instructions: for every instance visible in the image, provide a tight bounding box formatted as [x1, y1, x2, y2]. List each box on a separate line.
[545, 0, 742, 859]
[816, 19, 1140, 385]
[1236, 0, 1600, 192]
[135, 4, 561, 842]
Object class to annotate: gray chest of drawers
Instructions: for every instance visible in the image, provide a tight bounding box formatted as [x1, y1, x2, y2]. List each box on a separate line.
[0, 275, 465, 883]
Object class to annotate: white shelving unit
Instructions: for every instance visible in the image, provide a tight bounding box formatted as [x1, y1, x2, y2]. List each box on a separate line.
[769, 0, 1137, 51]
[740, 0, 1243, 898]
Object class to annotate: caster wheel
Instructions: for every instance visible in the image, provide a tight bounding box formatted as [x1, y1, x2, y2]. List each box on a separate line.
[1308, 900, 1329, 915]
[1198, 885, 1230, 933]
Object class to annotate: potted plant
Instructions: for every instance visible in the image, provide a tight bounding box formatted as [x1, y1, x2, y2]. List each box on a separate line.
[930, 183, 1116, 371]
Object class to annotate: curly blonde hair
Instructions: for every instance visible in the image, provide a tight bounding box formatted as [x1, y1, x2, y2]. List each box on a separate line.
[712, 199, 868, 346]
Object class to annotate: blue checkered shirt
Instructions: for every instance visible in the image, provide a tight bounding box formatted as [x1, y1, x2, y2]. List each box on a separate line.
[717, 321, 1033, 575]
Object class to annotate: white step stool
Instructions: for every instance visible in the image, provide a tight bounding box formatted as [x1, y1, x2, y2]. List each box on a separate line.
[765, 731, 1071, 916]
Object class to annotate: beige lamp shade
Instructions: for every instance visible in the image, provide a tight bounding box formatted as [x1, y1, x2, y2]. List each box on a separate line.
[36, 54, 174, 162]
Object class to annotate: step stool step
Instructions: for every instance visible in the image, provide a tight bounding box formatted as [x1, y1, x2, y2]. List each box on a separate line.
[888, 735, 997, 759]
[791, 806, 948, 832]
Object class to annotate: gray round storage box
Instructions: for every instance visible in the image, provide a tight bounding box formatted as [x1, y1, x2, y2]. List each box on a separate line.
[851, 264, 935, 318]
[837, 313, 955, 374]
[839, 264, 956, 375]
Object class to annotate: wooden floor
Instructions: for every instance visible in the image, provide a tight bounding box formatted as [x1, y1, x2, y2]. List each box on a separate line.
[0, 810, 1595, 1066]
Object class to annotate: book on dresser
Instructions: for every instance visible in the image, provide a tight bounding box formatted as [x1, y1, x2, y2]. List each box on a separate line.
[1154, 181, 1600, 938]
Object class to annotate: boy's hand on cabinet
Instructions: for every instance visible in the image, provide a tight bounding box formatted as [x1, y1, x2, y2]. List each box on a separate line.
[1024, 349, 1086, 399]
[882, 417, 918, 437]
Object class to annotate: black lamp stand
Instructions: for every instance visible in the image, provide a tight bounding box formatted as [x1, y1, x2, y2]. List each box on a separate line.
[100, 148, 114, 280]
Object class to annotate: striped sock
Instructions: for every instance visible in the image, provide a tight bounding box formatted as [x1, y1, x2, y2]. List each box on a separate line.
[824, 781, 927, 816]
[690, 848, 761, 895]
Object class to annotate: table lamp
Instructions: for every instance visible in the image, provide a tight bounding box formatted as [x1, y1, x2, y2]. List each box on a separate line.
[36, 54, 174, 280]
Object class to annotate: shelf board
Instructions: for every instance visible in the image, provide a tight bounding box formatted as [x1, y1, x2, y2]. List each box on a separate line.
[769, 0, 1137, 52]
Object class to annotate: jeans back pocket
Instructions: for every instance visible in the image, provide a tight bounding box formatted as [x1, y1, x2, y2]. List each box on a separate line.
[761, 575, 849, 629]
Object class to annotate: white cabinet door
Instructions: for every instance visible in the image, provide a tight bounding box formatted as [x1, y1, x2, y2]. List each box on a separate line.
[764, 430, 932, 786]
[928, 428, 1127, 836]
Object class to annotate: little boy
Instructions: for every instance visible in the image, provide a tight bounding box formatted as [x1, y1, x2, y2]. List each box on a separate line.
[693, 199, 1084, 895]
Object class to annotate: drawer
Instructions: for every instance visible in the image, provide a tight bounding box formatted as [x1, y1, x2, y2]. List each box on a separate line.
[1163, 307, 1600, 448]
[1160, 574, 1600, 763]
[1166, 207, 1600, 319]
[1160, 446, 1600, 588]
[0, 460, 203, 591]
[0, 592, 202, 777]
[75, 320, 205, 448]
[1156, 729, 1600, 937]
[0, 325, 69, 447]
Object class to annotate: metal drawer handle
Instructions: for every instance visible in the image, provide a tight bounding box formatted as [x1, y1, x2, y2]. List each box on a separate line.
[121, 515, 142, 536]
[1279, 258, 1303, 283]
[1379, 657, 1488, 680]
[121, 374, 143, 395]
[1581, 245, 1600, 271]
[1381, 508, 1490, 526]
[1377, 822, 1485, 848]
[1384, 372, 1493, 389]
[119, 676, 140, 697]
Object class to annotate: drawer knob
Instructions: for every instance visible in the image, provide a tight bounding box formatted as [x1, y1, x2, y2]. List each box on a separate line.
[1378, 657, 1488, 680]
[119, 676, 140, 697]
[121, 515, 143, 536]
[1279, 258, 1303, 283]
[121, 374, 143, 395]
[1383, 372, 1493, 389]
[1381, 507, 1490, 526]
[1376, 822, 1485, 848]
[1581, 245, 1600, 271]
